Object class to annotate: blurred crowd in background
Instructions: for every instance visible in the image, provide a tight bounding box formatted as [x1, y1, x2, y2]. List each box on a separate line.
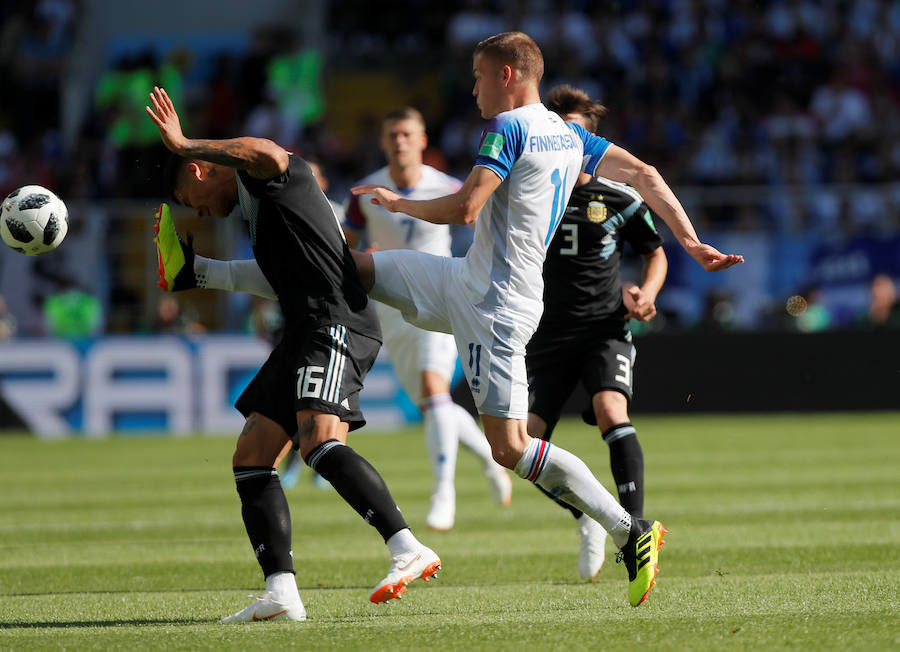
[0, 0, 899, 340]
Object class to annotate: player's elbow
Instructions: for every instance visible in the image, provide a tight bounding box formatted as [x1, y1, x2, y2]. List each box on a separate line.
[255, 140, 290, 176]
[632, 162, 662, 191]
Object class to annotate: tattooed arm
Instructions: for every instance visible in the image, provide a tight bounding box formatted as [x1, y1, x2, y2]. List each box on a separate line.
[146, 85, 289, 179]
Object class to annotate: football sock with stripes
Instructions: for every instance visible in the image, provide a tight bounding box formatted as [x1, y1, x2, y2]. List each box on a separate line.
[233, 466, 295, 577]
[532, 430, 585, 520]
[305, 439, 409, 542]
[535, 484, 584, 520]
[514, 437, 632, 548]
[421, 394, 459, 497]
[603, 422, 644, 518]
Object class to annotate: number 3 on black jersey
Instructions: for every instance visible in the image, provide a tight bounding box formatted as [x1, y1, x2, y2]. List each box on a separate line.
[558, 223, 578, 256]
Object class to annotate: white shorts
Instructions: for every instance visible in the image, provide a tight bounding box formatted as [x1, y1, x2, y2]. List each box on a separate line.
[371, 250, 532, 419]
[373, 300, 458, 406]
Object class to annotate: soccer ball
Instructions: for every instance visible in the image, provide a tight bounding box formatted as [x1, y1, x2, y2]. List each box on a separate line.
[1, 185, 68, 256]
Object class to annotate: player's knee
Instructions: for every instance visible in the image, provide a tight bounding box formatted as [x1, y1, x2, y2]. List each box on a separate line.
[592, 392, 628, 429]
[490, 447, 518, 470]
[526, 412, 547, 438]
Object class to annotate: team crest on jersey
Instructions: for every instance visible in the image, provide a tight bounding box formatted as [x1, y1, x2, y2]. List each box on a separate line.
[587, 198, 607, 223]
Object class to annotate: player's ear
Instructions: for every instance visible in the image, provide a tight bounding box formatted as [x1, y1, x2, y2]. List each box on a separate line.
[187, 162, 204, 182]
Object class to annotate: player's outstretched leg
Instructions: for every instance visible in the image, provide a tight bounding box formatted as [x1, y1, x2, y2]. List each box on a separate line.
[514, 437, 665, 605]
[617, 519, 667, 607]
[153, 203, 197, 291]
[304, 439, 442, 603]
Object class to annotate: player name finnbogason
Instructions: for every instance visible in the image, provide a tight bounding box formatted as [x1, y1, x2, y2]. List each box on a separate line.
[529, 133, 578, 152]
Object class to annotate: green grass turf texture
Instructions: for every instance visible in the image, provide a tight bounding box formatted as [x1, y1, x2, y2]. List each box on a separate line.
[1, 413, 898, 651]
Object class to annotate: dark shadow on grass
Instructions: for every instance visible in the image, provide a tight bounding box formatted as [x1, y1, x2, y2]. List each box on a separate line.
[0, 618, 211, 629]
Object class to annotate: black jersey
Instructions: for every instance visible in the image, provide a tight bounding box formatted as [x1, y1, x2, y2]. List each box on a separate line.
[539, 177, 662, 331]
[236, 156, 381, 340]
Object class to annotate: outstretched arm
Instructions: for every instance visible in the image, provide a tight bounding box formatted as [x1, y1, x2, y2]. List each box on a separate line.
[595, 145, 743, 272]
[146, 86, 289, 179]
[351, 166, 501, 225]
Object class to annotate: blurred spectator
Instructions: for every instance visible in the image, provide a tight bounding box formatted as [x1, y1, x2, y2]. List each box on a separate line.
[153, 295, 205, 335]
[0, 294, 16, 339]
[860, 274, 900, 329]
[695, 289, 737, 332]
[94, 48, 185, 197]
[43, 281, 102, 338]
[1, 2, 897, 334]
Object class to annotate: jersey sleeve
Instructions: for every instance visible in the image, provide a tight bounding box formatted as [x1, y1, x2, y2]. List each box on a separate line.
[236, 156, 298, 198]
[474, 114, 528, 180]
[343, 193, 367, 231]
[566, 122, 611, 176]
[621, 204, 664, 255]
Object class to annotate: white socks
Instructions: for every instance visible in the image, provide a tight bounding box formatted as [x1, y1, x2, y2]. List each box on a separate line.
[265, 571, 301, 604]
[386, 528, 421, 558]
[196, 256, 277, 299]
[515, 438, 632, 548]
[421, 394, 459, 495]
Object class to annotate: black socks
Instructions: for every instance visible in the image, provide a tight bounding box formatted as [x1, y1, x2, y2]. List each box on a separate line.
[233, 466, 294, 576]
[602, 422, 644, 519]
[306, 439, 409, 541]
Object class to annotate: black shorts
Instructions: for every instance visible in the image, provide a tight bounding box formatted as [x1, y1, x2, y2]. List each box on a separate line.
[526, 326, 635, 435]
[235, 323, 380, 435]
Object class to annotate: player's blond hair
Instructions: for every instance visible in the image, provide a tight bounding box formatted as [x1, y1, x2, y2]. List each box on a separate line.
[382, 107, 426, 130]
[474, 31, 544, 83]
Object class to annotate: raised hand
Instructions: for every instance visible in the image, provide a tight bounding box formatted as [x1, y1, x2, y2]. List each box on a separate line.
[145, 86, 188, 154]
[351, 184, 401, 212]
[691, 243, 744, 272]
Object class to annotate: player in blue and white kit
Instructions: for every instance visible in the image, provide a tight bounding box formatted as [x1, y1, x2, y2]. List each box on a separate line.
[344, 107, 511, 531]
[352, 32, 742, 607]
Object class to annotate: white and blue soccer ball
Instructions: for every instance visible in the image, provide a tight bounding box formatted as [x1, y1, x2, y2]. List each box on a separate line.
[0, 185, 68, 256]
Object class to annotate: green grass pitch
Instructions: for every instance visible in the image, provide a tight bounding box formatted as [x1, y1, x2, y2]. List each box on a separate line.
[1, 413, 898, 650]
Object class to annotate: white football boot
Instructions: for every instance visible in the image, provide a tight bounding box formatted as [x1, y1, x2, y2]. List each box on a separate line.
[220, 592, 307, 623]
[369, 546, 442, 603]
[577, 513, 608, 581]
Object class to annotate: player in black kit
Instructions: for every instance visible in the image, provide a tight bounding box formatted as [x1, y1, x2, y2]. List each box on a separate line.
[146, 86, 441, 622]
[526, 86, 668, 581]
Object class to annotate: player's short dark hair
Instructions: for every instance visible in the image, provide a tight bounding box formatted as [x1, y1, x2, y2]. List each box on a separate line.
[544, 85, 608, 134]
[474, 31, 544, 83]
[383, 106, 426, 130]
[162, 153, 190, 203]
